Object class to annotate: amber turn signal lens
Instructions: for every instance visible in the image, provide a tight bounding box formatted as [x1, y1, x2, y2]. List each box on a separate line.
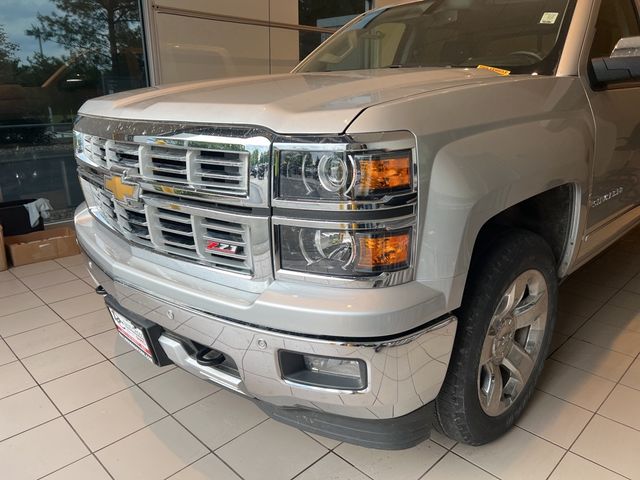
[358, 153, 412, 194]
[357, 231, 411, 271]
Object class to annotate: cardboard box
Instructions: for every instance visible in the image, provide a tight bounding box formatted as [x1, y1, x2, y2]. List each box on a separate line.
[0, 226, 7, 272]
[5, 227, 81, 267]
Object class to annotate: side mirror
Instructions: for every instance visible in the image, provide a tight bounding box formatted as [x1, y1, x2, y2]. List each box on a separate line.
[590, 36, 640, 88]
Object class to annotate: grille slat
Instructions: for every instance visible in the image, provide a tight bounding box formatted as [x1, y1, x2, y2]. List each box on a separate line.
[197, 172, 243, 181]
[152, 152, 187, 161]
[121, 216, 147, 228]
[194, 157, 243, 167]
[157, 214, 191, 225]
[164, 239, 197, 250]
[152, 166, 188, 175]
[202, 220, 245, 235]
[160, 226, 194, 237]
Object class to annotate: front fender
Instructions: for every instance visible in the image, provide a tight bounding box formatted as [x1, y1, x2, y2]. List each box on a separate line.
[347, 76, 594, 311]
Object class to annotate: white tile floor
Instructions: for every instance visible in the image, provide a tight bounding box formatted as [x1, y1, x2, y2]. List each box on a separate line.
[1, 228, 640, 480]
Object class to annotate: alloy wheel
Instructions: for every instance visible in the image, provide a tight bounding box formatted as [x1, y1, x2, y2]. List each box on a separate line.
[477, 269, 549, 417]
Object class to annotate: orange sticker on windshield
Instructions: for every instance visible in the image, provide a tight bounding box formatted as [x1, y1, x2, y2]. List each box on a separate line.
[477, 65, 511, 76]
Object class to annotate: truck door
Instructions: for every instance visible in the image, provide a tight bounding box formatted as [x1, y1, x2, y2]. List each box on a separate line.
[582, 0, 640, 231]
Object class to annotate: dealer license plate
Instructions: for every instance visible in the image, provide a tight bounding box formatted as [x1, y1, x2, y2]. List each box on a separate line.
[109, 308, 155, 363]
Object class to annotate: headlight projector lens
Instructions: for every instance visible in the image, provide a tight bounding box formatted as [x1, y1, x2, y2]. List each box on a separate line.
[317, 154, 350, 193]
[299, 229, 355, 268]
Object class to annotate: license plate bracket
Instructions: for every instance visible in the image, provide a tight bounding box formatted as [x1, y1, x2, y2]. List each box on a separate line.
[105, 295, 173, 367]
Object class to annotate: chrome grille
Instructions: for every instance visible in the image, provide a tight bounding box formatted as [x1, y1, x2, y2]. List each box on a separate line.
[114, 203, 151, 243]
[80, 179, 254, 275]
[83, 135, 107, 167]
[83, 135, 141, 172]
[106, 140, 141, 171]
[75, 118, 272, 283]
[141, 145, 188, 183]
[81, 134, 250, 196]
[84, 184, 152, 246]
[191, 150, 248, 192]
[146, 199, 251, 273]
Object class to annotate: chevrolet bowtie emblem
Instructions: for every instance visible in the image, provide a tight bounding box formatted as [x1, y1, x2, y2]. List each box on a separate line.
[105, 175, 139, 203]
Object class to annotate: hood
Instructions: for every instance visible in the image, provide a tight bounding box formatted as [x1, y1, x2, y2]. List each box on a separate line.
[79, 68, 510, 134]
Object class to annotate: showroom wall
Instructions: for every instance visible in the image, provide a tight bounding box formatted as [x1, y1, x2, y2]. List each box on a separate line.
[144, 0, 372, 84]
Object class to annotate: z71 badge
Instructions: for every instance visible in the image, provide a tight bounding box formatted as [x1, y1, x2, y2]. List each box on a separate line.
[206, 241, 239, 254]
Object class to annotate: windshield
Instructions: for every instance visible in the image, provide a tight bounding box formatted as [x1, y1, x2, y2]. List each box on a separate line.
[296, 0, 575, 75]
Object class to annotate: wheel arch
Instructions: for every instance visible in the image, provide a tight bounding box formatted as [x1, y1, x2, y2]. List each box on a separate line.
[467, 183, 580, 281]
[418, 176, 585, 314]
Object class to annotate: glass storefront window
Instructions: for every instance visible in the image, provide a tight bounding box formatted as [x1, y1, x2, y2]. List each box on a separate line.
[298, 0, 371, 60]
[0, 0, 148, 223]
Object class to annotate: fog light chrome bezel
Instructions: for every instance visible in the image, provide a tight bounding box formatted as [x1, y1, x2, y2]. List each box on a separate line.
[279, 350, 368, 392]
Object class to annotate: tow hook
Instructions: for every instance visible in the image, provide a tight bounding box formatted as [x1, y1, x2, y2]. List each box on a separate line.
[196, 348, 226, 367]
[95, 285, 107, 296]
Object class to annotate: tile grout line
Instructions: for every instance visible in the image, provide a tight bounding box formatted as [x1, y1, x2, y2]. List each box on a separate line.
[34, 454, 112, 480]
[1, 316, 74, 341]
[30, 280, 101, 309]
[289, 450, 360, 480]
[0, 277, 88, 368]
[0, 327, 117, 480]
[436, 450, 502, 480]
[0, 374, 39, 402]
[414, 450, 452, 480]
[323, 448, 381, 480]
[159, 452, 212, 480]
[299, 429, 342, 452]
[544, 270, 640, 480]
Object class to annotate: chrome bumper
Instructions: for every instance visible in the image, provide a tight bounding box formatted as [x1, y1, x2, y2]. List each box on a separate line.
[78, 204, 457, 420]
[93, 263, 456, 420]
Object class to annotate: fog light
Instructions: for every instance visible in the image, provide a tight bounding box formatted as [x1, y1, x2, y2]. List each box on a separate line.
[279, 351, 367, 391]
[304, 356, 362, 379]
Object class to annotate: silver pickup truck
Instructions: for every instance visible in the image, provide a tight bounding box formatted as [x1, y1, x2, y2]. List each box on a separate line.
[73, 0, 640, 449]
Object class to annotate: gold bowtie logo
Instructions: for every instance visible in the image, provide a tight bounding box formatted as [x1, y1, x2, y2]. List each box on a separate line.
[105, 175, 139, 203]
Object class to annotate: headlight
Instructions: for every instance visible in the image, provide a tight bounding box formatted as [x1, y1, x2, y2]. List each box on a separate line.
[274, 133, 417, 287]
[276, 149, 413, 201]
[278, 225, 411, 277]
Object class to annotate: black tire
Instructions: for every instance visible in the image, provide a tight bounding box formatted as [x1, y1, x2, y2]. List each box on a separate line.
[435, 229, 558, 445]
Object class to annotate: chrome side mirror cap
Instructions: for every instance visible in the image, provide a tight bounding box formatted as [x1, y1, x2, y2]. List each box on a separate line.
[611, 36, 640, 58]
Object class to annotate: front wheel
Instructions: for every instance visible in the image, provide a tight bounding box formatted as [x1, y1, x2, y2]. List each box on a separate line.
[435, 230, 557, 445]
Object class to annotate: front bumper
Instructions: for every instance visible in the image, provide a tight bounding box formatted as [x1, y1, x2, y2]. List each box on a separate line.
[76, 204, 457, 447]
